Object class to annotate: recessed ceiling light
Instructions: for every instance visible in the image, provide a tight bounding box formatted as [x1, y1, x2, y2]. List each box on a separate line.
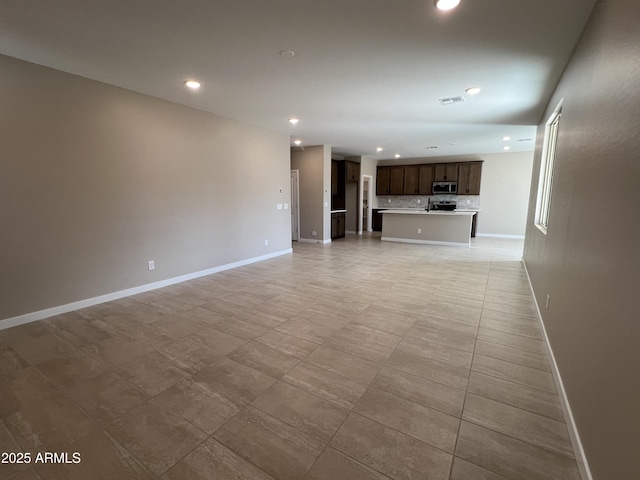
[465, 86, 481, 95]
[502, 136, 511, 141]
[435, 0, 461, 11]
[279, 50, 295, 58]
[376, 147, 383, 152]
[294, 140, 302, 146]
[185, 80, 201, 90]
[288, 118, 299, 125]
[503, 146, 511, 151]
[395, 154, 401, 158]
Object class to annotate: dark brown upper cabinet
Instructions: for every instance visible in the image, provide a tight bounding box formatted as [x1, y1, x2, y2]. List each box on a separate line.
[376, 166, 391, 195]
[433, 163, 459, 182]
[403, 165, 420, 195]
[457, 161, 483, 195]
[345, 161, 360, 183]
[389, 166, 404, 195]
[418, 165, 434, 194]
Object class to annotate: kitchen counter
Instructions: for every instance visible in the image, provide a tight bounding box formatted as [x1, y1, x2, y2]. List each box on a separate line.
[380, 209, 476, 246]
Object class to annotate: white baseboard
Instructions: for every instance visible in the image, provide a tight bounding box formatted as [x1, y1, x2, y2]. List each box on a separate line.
[476, 233, 525, 239]
[522, 260, 592, 480]
[298, 238, 331, 244]
[381, 236, 470, 247]
[0, 248, 293, 331]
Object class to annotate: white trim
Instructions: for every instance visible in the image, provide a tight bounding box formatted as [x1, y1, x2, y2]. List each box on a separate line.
[298, 238, 331, 244]
[522, 260, 593, 480]
[381, 236, 470, 247]
[290, 170, 300, 242]
[0, 248, 293, 331]
[476, 233, 525, 239]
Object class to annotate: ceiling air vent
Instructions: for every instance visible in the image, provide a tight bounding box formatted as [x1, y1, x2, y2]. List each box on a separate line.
[439, 96, 465, 105]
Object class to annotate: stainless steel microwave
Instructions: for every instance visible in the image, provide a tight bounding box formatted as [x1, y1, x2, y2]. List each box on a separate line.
[432, 181, 457, 194]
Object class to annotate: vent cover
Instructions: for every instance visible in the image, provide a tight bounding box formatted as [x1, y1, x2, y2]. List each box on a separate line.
[439, 96, 465, 105]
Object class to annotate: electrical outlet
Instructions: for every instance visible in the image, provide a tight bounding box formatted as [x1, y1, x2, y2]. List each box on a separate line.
[148, 260, 155, 271]
[417, 228, 422, 234]
[264, 239, 269, 246]
[545, 294, 550, 309]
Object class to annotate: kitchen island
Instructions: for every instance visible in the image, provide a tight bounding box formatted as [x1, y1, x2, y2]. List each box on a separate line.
[380, 209, 476, 247]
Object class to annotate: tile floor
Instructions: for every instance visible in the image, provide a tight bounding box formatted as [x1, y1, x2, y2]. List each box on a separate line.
[0, 234, 581, 480]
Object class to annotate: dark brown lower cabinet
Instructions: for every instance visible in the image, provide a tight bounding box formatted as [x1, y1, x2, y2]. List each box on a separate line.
[331, 212, 346, 239]
[372, 209, 385, 232]
[471, 213, 477, 238]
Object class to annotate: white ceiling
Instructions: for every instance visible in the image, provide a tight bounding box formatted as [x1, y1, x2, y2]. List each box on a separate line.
[0, 0, 596, 159]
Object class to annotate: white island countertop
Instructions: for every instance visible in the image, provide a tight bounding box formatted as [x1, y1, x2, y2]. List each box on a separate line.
[380, 209, 476, 216]
[380, 209, 476, 246]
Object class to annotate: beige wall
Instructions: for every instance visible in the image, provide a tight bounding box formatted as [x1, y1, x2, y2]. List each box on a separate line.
[477, 152, 534, 237]
[523, 0, 640, 478]
[290, 145, 331, 242]
[0, 55, 292, 322]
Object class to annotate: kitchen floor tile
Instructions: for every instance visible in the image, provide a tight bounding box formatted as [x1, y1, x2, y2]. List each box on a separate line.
[251, 381, 349, 442]
[397, 336, 473, 368]
[65, 371, 149, 427]
[330, 413, 452, 480]
[304, 447, 392, 480]
[213, 406, 324, 480]
[449, 457, 509, 480]
[156, 377, 243, 434]
[372, 366, 465, 417]
[472, 354, 556, 393]
[163, 437, 275, 480]
[115, 352, 188, 396]
[385, 349, 469, 390]
[462, 393, 574, 458]
[474, 339, 550, 372]
[228, 340, 300, 379]
[194, 357, 276, 404]
[455, 421, 580, 480]
[306, 345, 380, 384]
[255, 329, 320, 358]
[467, 371, 564, 421]
[283, 361, 368, 409]
[105, 399, 207, 476]
[354, 386, 459, 452]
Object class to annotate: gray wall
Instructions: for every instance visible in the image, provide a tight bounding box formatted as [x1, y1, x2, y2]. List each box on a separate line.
[1, 55, 292, 322]
[290, 145, 331, 242]
[523, 1, 640, 478]
[478, 152, 534, 236]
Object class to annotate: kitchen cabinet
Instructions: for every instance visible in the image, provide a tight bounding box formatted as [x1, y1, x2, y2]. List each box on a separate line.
[372, 209, 385, 231]
[389, 166, 404, 195]
[331, 160, 346, 210]
[418, 165, 434, 194]
[457, 161, 483, 195]
[403, 165, 420, 194]
[433, 163, 458, 182]
[377, 161, 481, 196]
[346, 161, 360, 183]
[376, 166, 391, 195]
[331, 212, 346, 239]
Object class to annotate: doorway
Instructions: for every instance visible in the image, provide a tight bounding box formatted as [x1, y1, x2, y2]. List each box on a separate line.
[290, 170, 300, 241]
[361, 175, 372, 232]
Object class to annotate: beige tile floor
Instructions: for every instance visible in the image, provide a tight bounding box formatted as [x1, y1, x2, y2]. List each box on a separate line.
[0, 234, 581, 480]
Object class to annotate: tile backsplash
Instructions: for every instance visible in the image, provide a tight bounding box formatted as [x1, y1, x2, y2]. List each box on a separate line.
[376, 195, 480, 210]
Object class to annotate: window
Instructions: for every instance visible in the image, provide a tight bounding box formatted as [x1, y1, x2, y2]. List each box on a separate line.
[535, 100, 562, 234]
